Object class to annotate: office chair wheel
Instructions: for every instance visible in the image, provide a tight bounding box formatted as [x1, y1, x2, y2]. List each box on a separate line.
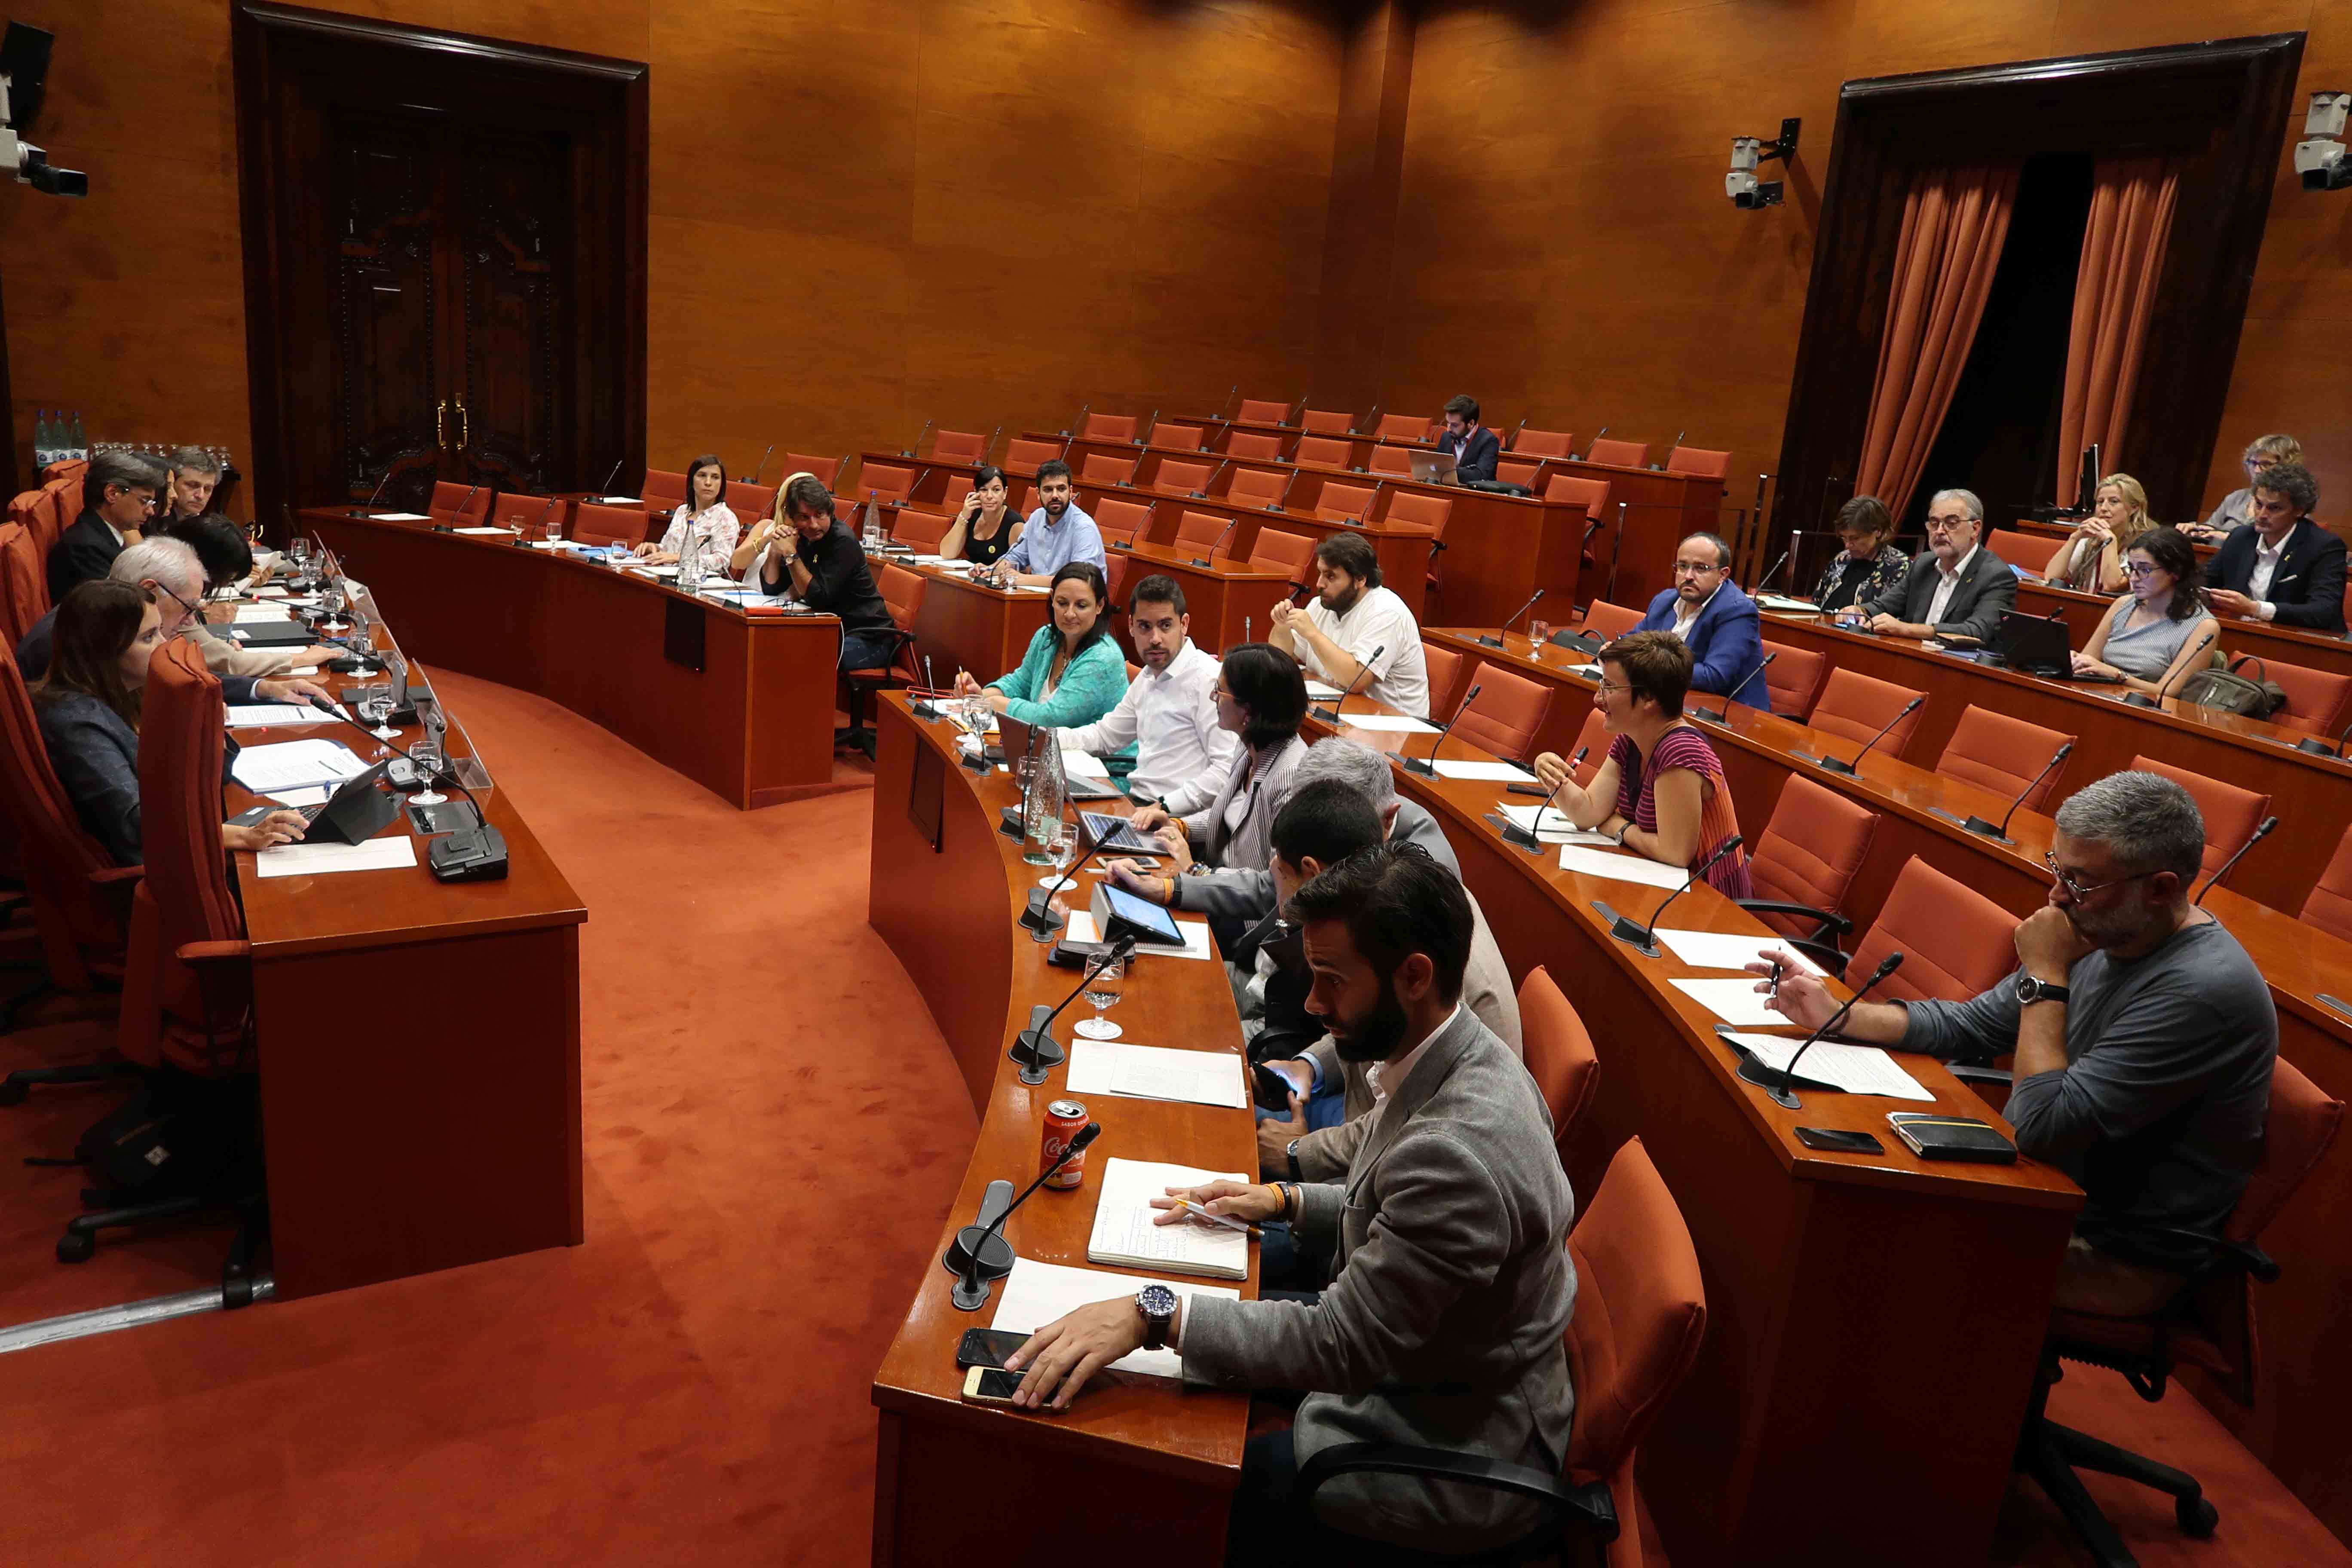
[56, 1231, 95, 1264]
[2177, 1495, 2219, 1537]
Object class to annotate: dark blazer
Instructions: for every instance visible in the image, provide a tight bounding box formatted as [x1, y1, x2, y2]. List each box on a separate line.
[1446, 425, 1500, 484]
[1862, 543, 2018, 643]
[34, 690, 143, 867]
[1636, 581, 1770, 709]
[2207, 517, 2348, 633]
[45, 511, 123, 604]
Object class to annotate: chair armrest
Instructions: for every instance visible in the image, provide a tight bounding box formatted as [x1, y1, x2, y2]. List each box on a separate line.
[88, 863, 143, 925]
[1732, 898, 1853, 938]
[89, 865, 144, 887]
[2084, 1222, 2282, 1285]
[1292, 1441, 1618, 1545]
[176, 939, 252, 967]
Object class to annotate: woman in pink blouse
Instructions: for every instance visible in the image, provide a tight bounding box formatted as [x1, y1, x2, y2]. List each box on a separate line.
[634, 453, 740, 572]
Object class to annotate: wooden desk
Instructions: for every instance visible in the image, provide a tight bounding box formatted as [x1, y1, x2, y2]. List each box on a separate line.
[224, 599, 585, 1301]
[866, 695, 1254, 1565]
[302, 511, 843, 810]
[1111, 542, 1292, 652]
[862, 549, 1051, 689]
[2018, 578, 2352, 701]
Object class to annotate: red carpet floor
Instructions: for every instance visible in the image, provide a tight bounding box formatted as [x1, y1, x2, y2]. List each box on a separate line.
[0, 673, 2343, 1566]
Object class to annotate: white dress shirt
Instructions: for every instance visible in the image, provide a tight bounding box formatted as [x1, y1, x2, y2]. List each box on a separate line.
[1060, 638, 1238, 803]
[2248, 531, 2287, 621]
[1299, 585, 1430, 718]
[1366, 1001, 1466, 1109]
[1669, 583, 1719, 642]
[1924, 544, 1978, 629]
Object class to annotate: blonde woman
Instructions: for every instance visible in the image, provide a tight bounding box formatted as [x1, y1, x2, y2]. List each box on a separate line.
[2192, 434, 2302, 542]
[730, 469, 816, 581]
[2047, 474, 2154, 595]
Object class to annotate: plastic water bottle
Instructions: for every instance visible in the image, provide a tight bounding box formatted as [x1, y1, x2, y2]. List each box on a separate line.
[69, 412, 86, 460]
[33, 409, 53, 468]
[862, 499, 883, 550]
[678, 527, 707, 592]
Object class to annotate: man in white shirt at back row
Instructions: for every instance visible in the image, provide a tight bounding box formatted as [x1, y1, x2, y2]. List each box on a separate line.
[1266, 531, 1430, 719]
[1062, 573, 1239, 806]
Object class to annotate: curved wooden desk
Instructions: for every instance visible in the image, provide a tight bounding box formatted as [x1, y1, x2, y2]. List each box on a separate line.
[866, 694, 1255, 1565]
[300, 510, 844, 809]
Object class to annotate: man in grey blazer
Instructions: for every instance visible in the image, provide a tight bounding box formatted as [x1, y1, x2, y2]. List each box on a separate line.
[1007, 843, 1576, 1561]
[1841, 487, 2017, 644]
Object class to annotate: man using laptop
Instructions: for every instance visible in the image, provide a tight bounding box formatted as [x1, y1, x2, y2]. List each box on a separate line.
[1268, 532, 1430, 718]
[1439, 395, 1499, 484]
[1839, 487, 2016, 644]
[1059, 574, 1237, 806]
[2204, 462, 2345, 633]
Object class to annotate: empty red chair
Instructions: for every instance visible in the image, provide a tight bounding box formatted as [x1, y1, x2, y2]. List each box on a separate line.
[1002, 438, 1059, 478]
[0, 523, 45, 643]
[1079, 413, 1136, 441]
[1092, 498, 1152, 549]
[727, 479, 778, 521]
[1384, 491, 1451, 538]
[1374, 413, 1435, 443]
[1237, 398, 1292, 424]
[1564, 707, 1608, 781]
[1736, 773, 1880, 956]
[1153, 459, 1212, 496]
[1451, 664, 1555, 762]
[1580, 600, 1644, 642]
[1664, 447, 1730, 481]
[1936, 707, 2076, 813]
[1760, 639, 1828, 720]
[1248, 529, 1316, 585]
[1842, 856, 2019, 999]
[428, 480, 493, 524]
[931, 429, 987, 462]
[890, 507, 948, 553]
[570, 502, 650, 548]
[1081, 453, 1137, 487]
[2229, 654, 2352, 736]
[1421, 640, 1464, 717]
[854, 462, 916, 504]
[1987, 528, 2063, 578]
[834, 496, 861, 524]
[489, 494, 564, 538]
[1584, 438, 1649, 468]
[1316, 481, 1374, 522]
[1230, 469, 1288, 509]
[783, 452, 845, 487]
[2130, 755, 2271, 879]
[1808, 668, 1928, 760]
[1545, 473, 1612, 518]
[1175, 511, 1234, 560]
[640, 468, 688, 512]
[1517, 966, 1600, 1166]
[1368, 445, 1413, 476]
[1496, 457, 1549, 488]
[1514, 428, 1576, 457]
[1228, 432, 1283, 461]
[1293, 437, 1349, 467]
[2300, 824, 2352, 943]
[1152, 425, 1207, 452]
[1300, 408, 1354, 435]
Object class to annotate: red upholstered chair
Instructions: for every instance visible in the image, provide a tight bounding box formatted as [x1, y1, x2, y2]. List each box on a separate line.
[1152, 424, 1207, 452]
[1544, 474, 1613, 516]
[1175, 511, 1235, 561]
[1936, 706, 2075, 814]
[1153, 459, 1212, 496]
[1299, 408, 1354, 435]
[30, 483, 76, 558]
[489, 494, 564, 537]
[1452, 664, 1554, 763]
[1663, 446, 1730, 481]
[1584, 438, 1649, 469]
[1733, 774, 1880, 962]
[930, 429, 986, 463]
[783, 452, 845, 487]
[1373, 413, 1435, 443]
[640, 468, 688, 512]
[1002, 438, 1059, 478]
[1386, 490, 1454, 594]
[569, 502, 651, 548]
[936, 474, 975, 515]
[1228, 432, 1283, 461]
[1517, 966, 1600, 1167]
[2129, 755, 2272, 881]
[1840, 856, 2018, 998]
[842, 566, 927, 757]
[1369, 445, 1413, 476]
[1580, 600, 1644, 641]
[1514, 428, 1576, 458]
[0, 521, 46, 643]
[1760, 639, 1828, 720]
[1230, 469, 1288, 509]
[1293, 437, 1350, 468]
[1808, 668, 1928, 759]
[2300, 825, 2352, 944]
[727, 479, 778, 521]
[427, 480, 493, 525]
[1248, 529, 1316, 586]
[1237, 398, 1292, 424]
[1102, 551, 1130, 606]
[1092, 498, 1152, 551]
[834, 496, 862, 525]
[1081, 453, 1138, 487]
[2229, 653, 2352, 737]
[1565, 707, 1608, 781]
[1496, 457, 1548, 489]
[1079, 412, 1136, 442]
[1316, 481, 1374, 522]
[1421, 640, 1464, 718]
[852, 462, 915, 505]
[1986, 527, 2063, 578]
[889, 507, 948, 553]
[6, 485, 43, 528]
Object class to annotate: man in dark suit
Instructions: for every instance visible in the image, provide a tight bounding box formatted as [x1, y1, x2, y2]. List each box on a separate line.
[1842, 487, 2017, 644]
[1635, 531, 1770, 708]
[45, 451, 165, 604]
[1440, 394, 1499, 484]
[2205, 462, 2346, 633]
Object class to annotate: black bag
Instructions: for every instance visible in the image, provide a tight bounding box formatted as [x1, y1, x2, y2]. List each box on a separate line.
[72, 1076, 257, 1195]
[2175, 655, 2286, 719]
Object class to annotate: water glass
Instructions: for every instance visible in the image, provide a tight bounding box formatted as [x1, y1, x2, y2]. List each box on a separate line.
[409, 739, 447, 806]
[1529, 616, 1553, 646]
[1075, 954, 1126, 1040]
[1045, 815, 1074, 870]
[361, 694, 397, 739]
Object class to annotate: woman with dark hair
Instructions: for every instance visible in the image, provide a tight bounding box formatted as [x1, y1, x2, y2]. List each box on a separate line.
[938, 464, 1023, 567]
[162, 513, 337, 677]
[1121, 643, 1310, 894]
[2071, 527, 2220, 697]
[954, 561, 1126, 728]
[31, 580, 307, 867]
[1529, 629, 1751, 896]
[634, 453, 739, 572]
[1812, 495, 1908, 612]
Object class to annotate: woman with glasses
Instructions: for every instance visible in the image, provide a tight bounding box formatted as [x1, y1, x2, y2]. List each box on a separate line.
[2046, 474, 2155, 595]
[2190, 434, 2302, 543]
[1113, 643, 1310, 900]
[2069, 527, 2220, 698]
[1528, 630, 1752, 897]
[1812, 495, 1908, 612]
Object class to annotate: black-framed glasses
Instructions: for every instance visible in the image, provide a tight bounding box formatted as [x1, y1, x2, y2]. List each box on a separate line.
[2043, 851, 2154, 899]
[2123, 560, 2159, 579]
[149, 578, 204, 622]
[1672, 561, 1721, 577]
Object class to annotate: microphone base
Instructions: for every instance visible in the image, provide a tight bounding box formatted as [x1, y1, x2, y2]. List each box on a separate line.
[1733, 1054, 1803, 1111]
[1591, 902, 1660, 959]
[1308, 704, 1341, 723]
[1497, 823, 1546, 855]
[1400, 758, 1439, 777]
[950, 1269, 995, 1313]
[942, 1225, 1014, 1284]
[2294, 737, 2340, 757]
[1807, 753, 1858, 776]
[1474, 635, 1505, 649]
[428, 826, 509, 882]
[1011, 1029, 1066, 1086]
[1690, 706, 1727, 725]
[1018, 889, 1067, 939]
[2121, 692, 2160, 710]
[1926, 806, 2013, 843]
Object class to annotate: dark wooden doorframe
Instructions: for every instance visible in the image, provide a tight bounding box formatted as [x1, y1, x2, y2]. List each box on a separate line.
[230, 2, 646, 528]
[1773, 33, 2305, 567]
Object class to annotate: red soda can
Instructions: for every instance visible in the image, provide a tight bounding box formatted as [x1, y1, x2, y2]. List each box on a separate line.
[1042, 1099, 1090, 1190]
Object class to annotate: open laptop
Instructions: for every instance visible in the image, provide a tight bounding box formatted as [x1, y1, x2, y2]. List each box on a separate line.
[1406, 450, 1458, 486]
[1990, 611, 2121, 683]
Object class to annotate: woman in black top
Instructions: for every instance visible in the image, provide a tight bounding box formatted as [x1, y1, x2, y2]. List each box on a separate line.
[939, 464, 1023, 567]
[1812, 495, 1909, 612]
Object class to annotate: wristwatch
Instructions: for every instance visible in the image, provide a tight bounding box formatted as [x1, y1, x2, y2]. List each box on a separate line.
[2015, 974, 2072, 1007]
[1286, 1137, 1304, 1183]
[1135, 1283, 1179, 1350]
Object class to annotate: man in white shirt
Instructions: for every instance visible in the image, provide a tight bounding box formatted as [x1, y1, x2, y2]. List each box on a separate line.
[2206, 463, 2346, 632]
[1267, 531, 1430, 718]
[1060, 573, 1238, 805]
[1841, 487, 2016, 644]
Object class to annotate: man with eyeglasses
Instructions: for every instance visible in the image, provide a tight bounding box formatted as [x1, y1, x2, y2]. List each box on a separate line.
[1633, 531, 1769, 709]
[46, 451, 166, 603]
[1749, 770, 2275, 1316]
[1838, 487, 2016, 644]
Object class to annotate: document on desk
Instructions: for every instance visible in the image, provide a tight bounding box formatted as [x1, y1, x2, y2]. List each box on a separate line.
[1013, 583, 1052, 593]
[372, 511, 429, 521]
[598, 495, 641, 505]
[1339, 713, 1439, 735]
[452, 526, 518, 536]
[1061, 748, 1112, 780]
[992, 1259, 1240, 1379]
[255, 835, 418, 879]
[1087, 1158, 1253, 1280]
[1656, 928, 1825, 976]
[229, 738, 371, 793]
[1431, 759, 1539, 782]
[1303, 679, 1345, 700]
[231, 603, 296, 623]
[1556, 845, 1689, 888]
[1719, 1031, 1933, 1101]
[1067, 1042, 1247, 1109]
[1064, 909, 1215, 961]
[1495, 804, 1614, 845]
[1757, 594, 1820, 612]
[224, 703, 336, 729]
[1668, 977, 1790, 1027]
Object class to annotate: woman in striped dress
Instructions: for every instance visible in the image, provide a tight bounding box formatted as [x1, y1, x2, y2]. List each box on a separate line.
[1531, 629, 1752, 898]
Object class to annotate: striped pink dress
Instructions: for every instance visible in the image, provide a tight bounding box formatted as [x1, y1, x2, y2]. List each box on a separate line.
[1609, 725, 1753, 897]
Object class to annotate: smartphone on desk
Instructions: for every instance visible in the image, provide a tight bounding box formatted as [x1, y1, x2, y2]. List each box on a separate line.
[957, 1328, 1029, 1369]
[962, 1366, 1026, 1408]
[1795, 1126, 1885, 1155]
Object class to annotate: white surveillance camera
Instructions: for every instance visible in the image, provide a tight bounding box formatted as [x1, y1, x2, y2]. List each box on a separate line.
[2295, 137, 2345, 177]
[1729, 137, 1759, 172]
[2306, 91, 2350, 138]
[1726, 169, 1758, 200]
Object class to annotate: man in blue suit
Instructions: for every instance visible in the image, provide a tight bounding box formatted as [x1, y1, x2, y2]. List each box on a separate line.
[1635, 532, 1770, 710]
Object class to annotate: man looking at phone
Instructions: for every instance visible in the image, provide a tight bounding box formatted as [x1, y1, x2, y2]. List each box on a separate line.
[977, 460, 1102, 589]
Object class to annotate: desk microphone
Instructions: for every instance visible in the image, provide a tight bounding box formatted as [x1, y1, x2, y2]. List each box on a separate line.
[594, 456, 625, 499]
[1022, 836, 1115, 940]
[1400, 684, 1479, 777]
[945, 1121, 1103, 1311]
[1953, 741, 2071, 842]
[2193, 815, 2278, 906]
[1478, 589, 1545, 650]
[913, 656, 948, 720]
[1576, 426, 1608, 462]
[1011, 937, 1137, 1085]
[1308, 642, 1383, 723]
[1216, 383, 1239, 421]
[1749, 549, 1788, 593]
[750, 444, 774, 486]
[1690, 651, 1775, 726]
[903, 419, 931, 459]
[439, 481, 482, 530]
[1809, 695, 1922, 776]
[1194, 459, 1229, 500]
[2293, 716, 2352, 759]
[1736, 951, 1906, 1110]
[1137, 409, 1158, 447]
[1195, 514, 1240, 569]
[1268, 471, 1298, 513]
[301, 693, 508, 881]
[353, 468, 393, 516]
[1355, 403, 1381, 438]
[1500, 750, 1581, 851]
[1595, 835, 1744, 959]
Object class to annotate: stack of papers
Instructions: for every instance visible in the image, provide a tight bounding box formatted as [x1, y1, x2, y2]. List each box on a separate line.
[991, 1259, 1240, 1380]
[1066, 1042, 1246, 1108]
[1495, 804, 1613, 845]
[1655, 929, 1824, 974]
[232, 603, 295, 623]
[1719, 1031, 1933, 1101]
[1758, 594, 1819, 612]
[228, 738, 370, 793]
[224, 704, 334, 729]
[1430, 759, 1537, 782]
[1087, 1158, 1253, 1279]
[1340, 713, 1439, 735]
[1556, 845, 1689, 888]
[255, 836, 418, 879]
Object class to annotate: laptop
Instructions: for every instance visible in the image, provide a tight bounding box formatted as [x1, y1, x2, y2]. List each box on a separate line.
[1406, 450, 1458, 486]
[1990, 612, 2120, 683]
[1078, 810, 1173, 858]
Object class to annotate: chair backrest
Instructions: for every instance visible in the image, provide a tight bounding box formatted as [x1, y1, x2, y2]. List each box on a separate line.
[1452, 663, 1554, 763]
[2128, 755, 2272, 877]
[834, 496, 862, 524]
[1228, 432, 1282, 461]
[1746, 775, 1879, 939]
[878, 563, 928, 639]
[1081, 453, 1137, 487]
[0, 640, 127, 986]
[1079, 412, 1136, 441]
[7, 486, 43, 527]
[1495, 457, 1547, 488]
[1374, 412, 1434, 442]
[1294, 436, 1350, 467]
[1237, 398, 1292, 424]
[1153, 424, 1207, 452]
[1383, 490, 1452, 539]
[1230, 469, 1286, 508]
[428, 480, 493, 524]
[1584, 437, 1649, 469]
[1248, 528, 1316, 584]
[936, 475, 975, 516]
[1760, 639, 1828, 720]
[931, 429, 986, 463]
[1580, 600, 1644, 641]
[570, 502, 650, 548]
[1154, 459, 1212, 496]
[1421, 640, 1464, 717]
[726, 479, 778, 521]
[1663, 446, 1730, 481]
[1809, 668, 1928, 758]
[1985, 527, 2063, 577]
[1514, 428, 1576, 457]
[0, 521, 43, 643]
[641, 468, 688, 511]
[1003, 438, 1060, 478]
[1850, 857, 2019, 1005]
[29, 484, 74, 558]
[1936, 706, 2076, 812]
[489, 493, 561, 535]
[1092, 497, 1152, 548]
[1567, 706, 1608, 781]
[1545, 473, 1613, 518]
[2300, 824, 2352, 944]
[783, 452, 844, 487]
[889, 506, 948, 553]
[1517, 966, 1600, 1165]
[1316, 481, 1374, 521]
[855, 462, 916, 503]
[1563, 1137, 1708, 1515]
[1369, 445, 1413, 475]
[1175, 510, 1229, 557]
[1300, 408, 1354, 435]
[1103, 551, 1130, 605]
[2235, 653, 2352, 736]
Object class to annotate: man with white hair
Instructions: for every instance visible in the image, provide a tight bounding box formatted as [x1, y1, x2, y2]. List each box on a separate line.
[1840, 487, 2016, 643]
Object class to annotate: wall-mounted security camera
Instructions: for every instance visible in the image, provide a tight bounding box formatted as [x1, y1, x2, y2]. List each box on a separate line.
[1726, 117, 1798, 210]
[0, 24, 86, 199]
[2299, 91, 2352, 191]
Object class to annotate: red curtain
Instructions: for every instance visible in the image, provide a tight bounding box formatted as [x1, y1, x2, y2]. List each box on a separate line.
[2057, 155, 2182, 505]
[1854, 163, 2021, 518]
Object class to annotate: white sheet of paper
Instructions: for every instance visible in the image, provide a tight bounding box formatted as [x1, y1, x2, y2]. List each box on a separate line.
[991, 1258, 1240, 1379]
[232, 603, 295, 623]
[250, 587, 293, 600]
[452, 526, 517, 536]
[1495, 804, 1614, 845]
[266, 786, 333, 808]
[599, 495, 641, 505]
[1066, 1043, 1247, 1109]
[1086, 1158, 1252, 1277]
[371, 511, 429, 522]
[1668, 977, 1788, 1027]
[1432, 759, 1539, 782]
[1062, 749, 1113, 781]
[254, 835, 418, 879]
[224, 704, 334, 729]
[1303, 679, 1344, 700]
[228, 738, 370, 793]
[285, 666, 320, 677]
[1014, 583, 1051, 593]
[1719, 1031, 1934, 1101]
[1758, 594, 1819, 612]
[1655, 929, 1825, 976]
[1556, 844, 1689, 888]
[1340, 713, 1439, 735]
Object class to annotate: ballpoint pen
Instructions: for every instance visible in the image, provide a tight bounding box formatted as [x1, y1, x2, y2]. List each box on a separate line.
[1167, 1198, 1263, 1240]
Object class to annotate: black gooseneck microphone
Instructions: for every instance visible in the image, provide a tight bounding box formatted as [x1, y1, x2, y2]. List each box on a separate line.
[301, 689, 509, 881]
[1011, 936, 1138, 1085]
[1749, 549, 1789, 594]
[354, 468, 394, 515]
[945, 1121, 1103, 1311]
[1308, 642, 1384, 724]
[2294, 715, 2352, 759]
[1137, 409, 1158, 446]
[1949, 741, 2073, 842]
[1478, 588, 1545, 650]
[1195, 514, 1241, 569]
[595, 456, 625, 499]
[1266, 470, 1299, 513]
[750, 444, 774, 486]
[436, 481, 482, 531]
[1023, 837, 1113, 940]
[1216, 384, 1239, 421]
[1595, 835, 1745, 958]
[1811, 695, 1923, 776]
[903, 418, 932, 459]
[2194, 815, 2278, 906]
[1500, 746, 1585, 851]
[1736, 951, 1908, 1109]
[1194, 459, 1230, 500]
[1691, 652, 1776, 726]
[1400, 683, 1480, 776]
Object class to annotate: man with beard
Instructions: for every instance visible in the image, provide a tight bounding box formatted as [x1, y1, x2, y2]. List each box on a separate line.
[1004, 842, 1575, 1563]
[1267, 531, 1429, 718]
[1750, 769, 2275, 1316]
[1838, 486, 2016, 643]
[978, 459, 1102, 588]
[1058, 574, 1237, 805]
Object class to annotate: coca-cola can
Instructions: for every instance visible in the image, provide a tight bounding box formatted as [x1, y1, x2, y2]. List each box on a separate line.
[1042, 1099, 1090, 1190]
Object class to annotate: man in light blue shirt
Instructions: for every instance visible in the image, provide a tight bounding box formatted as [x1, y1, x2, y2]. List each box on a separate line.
[981, 459, 1103, 588]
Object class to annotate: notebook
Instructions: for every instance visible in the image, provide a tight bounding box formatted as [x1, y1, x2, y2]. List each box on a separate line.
[1086, 1158, 1252, 1280]
[1886, 1113, 2018, 1163]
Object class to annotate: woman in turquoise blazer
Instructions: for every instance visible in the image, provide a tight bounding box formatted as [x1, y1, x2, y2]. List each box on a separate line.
[955, 562, 1128, 730]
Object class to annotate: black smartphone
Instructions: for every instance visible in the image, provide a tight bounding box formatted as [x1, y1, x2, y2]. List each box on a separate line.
[956, 1328, 1028, 1369]
[1795, 1126, 1885, 1155]
[228, 805, 271, 828]
[1252, 1062, 1301, 1114]
[962, 1366, 1025, 1407]
[1504, 782, 1550, 798]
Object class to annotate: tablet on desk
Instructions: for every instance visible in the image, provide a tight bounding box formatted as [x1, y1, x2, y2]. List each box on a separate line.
[1092, 882, 1187, 948]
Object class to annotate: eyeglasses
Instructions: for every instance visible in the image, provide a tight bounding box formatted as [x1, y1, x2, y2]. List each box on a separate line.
[1593, 679, 1626, 696]
[1672, 561, 1721, 576]
[1925, 516, 1971, 532]
[2123, 560, 2159, 578]
[2043, 851, 2155, 900]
